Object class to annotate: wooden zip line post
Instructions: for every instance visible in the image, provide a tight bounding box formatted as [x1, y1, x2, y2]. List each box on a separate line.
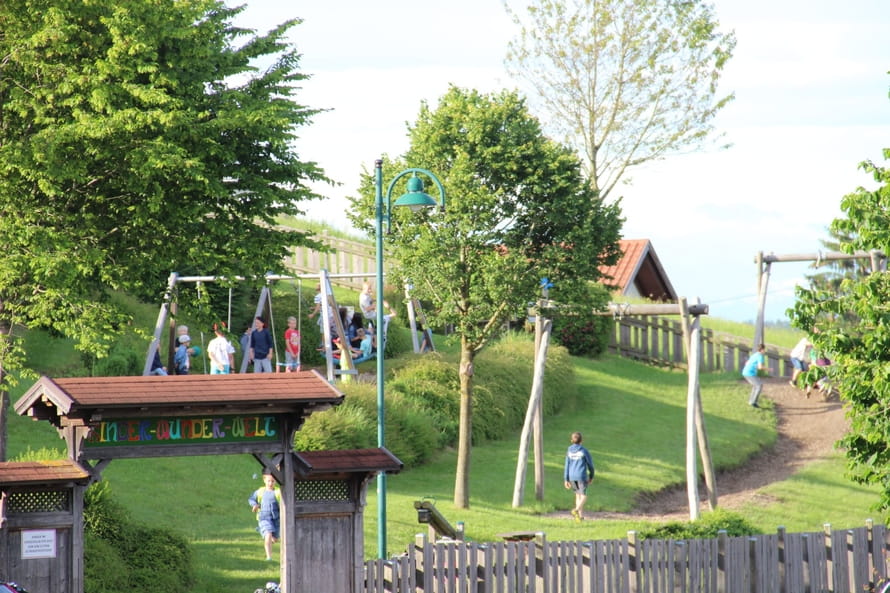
[753, 249, 887, 348]
[512, 280, 554, 507]
[596, 300, 714, 520]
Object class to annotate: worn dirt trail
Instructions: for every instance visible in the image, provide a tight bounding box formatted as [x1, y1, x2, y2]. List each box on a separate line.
[560, 377, 848, 522]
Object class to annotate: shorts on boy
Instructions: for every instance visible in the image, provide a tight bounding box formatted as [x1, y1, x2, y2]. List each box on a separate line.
[253, 358, 273, 373]
[569, 480, 588, 495]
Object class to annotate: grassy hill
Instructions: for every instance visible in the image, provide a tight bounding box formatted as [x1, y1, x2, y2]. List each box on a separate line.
[4, 295, 882, 593]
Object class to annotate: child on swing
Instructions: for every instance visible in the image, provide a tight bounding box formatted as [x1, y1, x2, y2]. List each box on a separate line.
[283, 316, 301, 372]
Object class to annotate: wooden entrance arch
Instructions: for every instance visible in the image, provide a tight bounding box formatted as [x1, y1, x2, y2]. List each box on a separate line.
[11, 373, 402, 593]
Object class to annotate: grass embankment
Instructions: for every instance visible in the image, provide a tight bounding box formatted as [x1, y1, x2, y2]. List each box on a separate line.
[5, 304, 881, 593]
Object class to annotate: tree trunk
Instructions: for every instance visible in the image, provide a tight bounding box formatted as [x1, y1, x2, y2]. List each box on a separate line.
[454, 337, 475, 509]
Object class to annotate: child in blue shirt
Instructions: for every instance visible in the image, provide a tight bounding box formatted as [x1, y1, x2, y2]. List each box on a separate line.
[742, 344, 767, 407]
[248, 470, 281, 561]
[173, 335, 191, 375]
[564, 431, 595, 521]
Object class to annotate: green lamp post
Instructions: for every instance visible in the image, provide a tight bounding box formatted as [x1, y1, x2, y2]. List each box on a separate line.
[373, 159, 445, 558]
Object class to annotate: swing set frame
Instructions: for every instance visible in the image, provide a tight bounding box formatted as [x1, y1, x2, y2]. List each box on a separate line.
[144, 270, 433, 382]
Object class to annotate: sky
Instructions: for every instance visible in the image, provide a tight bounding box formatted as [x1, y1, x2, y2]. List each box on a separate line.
[231, 0, 889, 323]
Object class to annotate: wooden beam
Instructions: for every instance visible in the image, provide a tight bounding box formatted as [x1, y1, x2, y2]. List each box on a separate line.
[597, 303, 709, 317]
[759, 250, 884, 264]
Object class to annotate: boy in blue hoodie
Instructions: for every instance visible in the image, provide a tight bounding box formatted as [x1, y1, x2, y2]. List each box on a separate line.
[564, 431, 595, 521]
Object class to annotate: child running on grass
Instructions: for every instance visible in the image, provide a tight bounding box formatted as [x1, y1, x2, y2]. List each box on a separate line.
[248, 470, 281, 561]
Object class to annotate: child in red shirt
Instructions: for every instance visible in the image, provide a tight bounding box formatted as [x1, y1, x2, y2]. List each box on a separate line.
[284, 316, 301, 372]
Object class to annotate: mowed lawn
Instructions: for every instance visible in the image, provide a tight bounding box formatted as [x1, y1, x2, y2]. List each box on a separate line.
[5, 352, 881, 593]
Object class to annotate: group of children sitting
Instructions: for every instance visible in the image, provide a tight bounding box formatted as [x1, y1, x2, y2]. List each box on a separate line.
[310, 280, 396, 368]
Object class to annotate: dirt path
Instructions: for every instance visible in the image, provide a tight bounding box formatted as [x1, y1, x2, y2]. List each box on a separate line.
[566, 377, 848, 522]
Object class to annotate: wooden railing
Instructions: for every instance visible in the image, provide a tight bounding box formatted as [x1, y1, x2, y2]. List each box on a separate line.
[284, 231, 377, 291]
[609, 315, 793, 377]
[364, 521, 889, 593]
[285, 238, 791, 375]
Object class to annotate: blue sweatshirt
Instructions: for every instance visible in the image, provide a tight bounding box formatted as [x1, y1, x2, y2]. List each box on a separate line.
[564, 443, 595, 482]
[251, 328, 273, 359]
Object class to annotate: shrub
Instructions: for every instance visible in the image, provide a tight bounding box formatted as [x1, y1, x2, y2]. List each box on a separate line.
[292, 332, 576, 469]
[552, 312, 611, 356]
[84, 481, 129, 542]
[83, 532, 129, 593]
[383, 322, 412, 358]
[12, 447, 66, 462]
[294, 396, 376, 451]
[387, 357, 460, 447]
[636, 508, 760, 540]
[84, 481, 193, 593]
[294, 384, 439, 467]
[550, 282, 612, 357]
[119, 525, 193, 591]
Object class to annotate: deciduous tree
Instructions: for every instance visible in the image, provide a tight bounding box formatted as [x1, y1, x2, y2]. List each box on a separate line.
[504, 0, 736, 199]
[0, 0, 327, 458]
[789, 151, 890, 512]
[349, 86, 622, 508]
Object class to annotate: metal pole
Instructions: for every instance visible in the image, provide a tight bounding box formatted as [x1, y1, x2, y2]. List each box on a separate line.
[374, 158, 387, 558]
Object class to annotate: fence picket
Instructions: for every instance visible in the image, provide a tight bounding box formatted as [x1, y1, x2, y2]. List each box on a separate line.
[365, 524, 889, 593]
[607, 315, 793, 374]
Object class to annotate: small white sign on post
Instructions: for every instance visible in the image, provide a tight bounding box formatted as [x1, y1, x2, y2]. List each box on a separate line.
[21, 529, 56, 559]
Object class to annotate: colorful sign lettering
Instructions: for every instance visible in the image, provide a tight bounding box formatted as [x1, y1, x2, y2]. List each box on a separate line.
[85, 415, 280, 447]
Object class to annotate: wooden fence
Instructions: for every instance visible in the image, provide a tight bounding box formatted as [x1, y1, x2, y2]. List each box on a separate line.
[609, 315, 793, 377]
[285, 237, 792, 375]
[364, 521, 889, 593]
[284, 231, 377, 291]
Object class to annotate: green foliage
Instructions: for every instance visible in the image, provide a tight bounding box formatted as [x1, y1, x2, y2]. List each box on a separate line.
[293, 396, 377, 452]
[0, 0, 328, 386]
[119, 525, 193, 591]
[551, 282, 614, 356]
[11, 446, 65, 461]
[294, 334, 574, 467]
[347, 85, 622, 506]
[83, 481, 193, 593]
[636, 509, 760, 540]
[387, 357, 461, 447]
[92, 346, 143, 377]
[789, 151, 890, 514]
[504, 0, 736, 200]
[383, 320, 413, 358]
[83, 532, 129, 593]
[351, 87, 624, 351]
[84, 481, 130, 543]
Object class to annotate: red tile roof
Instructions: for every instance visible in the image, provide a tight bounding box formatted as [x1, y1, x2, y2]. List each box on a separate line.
[15, 372, 344, 425]
[295, 448, 403, 476]
[0, 460, 90, 486]
[598, 239, 677, 301]
[600, 239, 649, 293]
